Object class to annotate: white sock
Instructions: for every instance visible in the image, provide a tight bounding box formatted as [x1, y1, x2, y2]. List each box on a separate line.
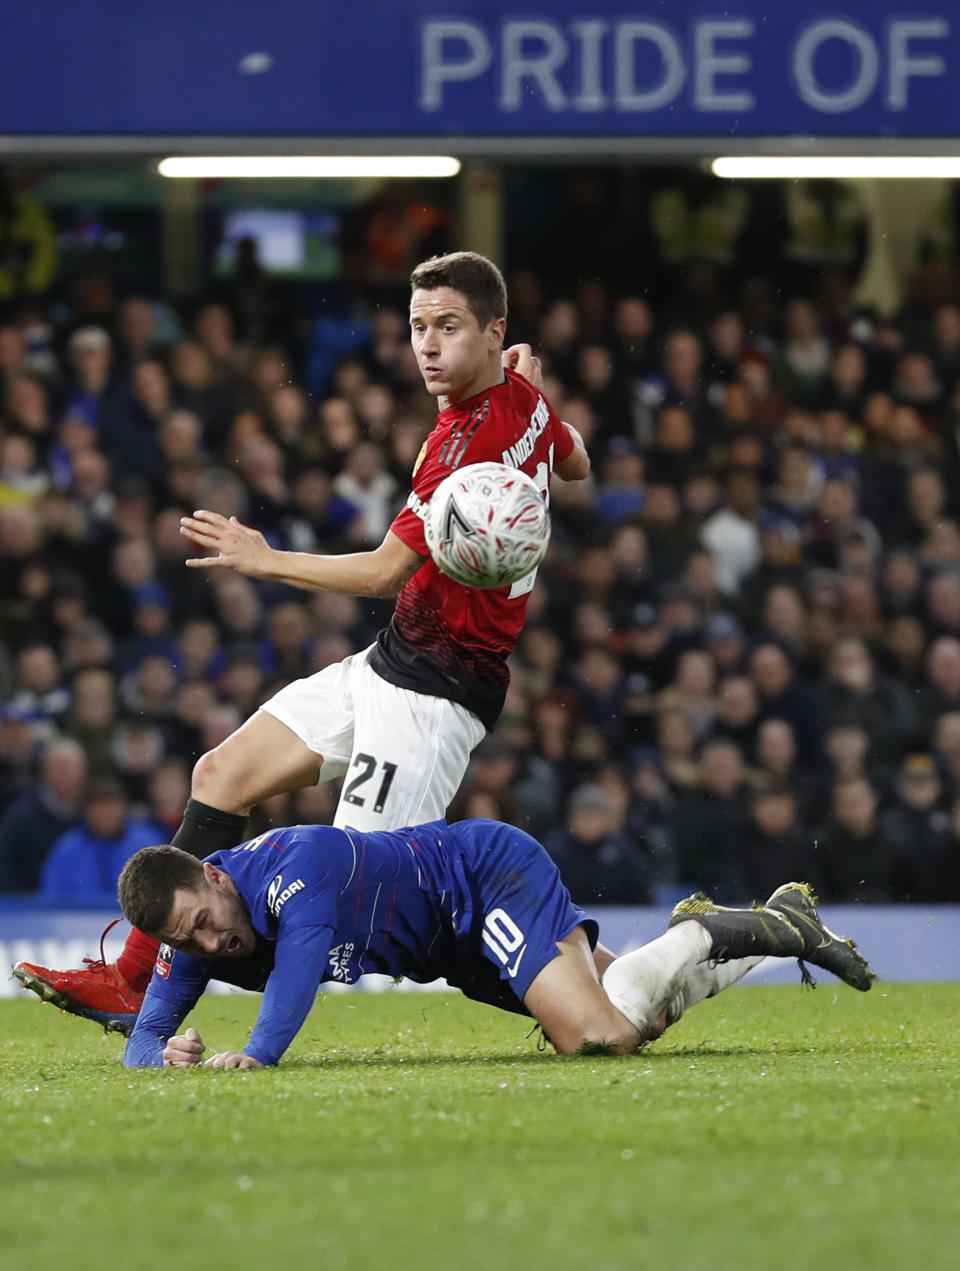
[601, 922, 764, 1036]
[674, 951, 765, 1015]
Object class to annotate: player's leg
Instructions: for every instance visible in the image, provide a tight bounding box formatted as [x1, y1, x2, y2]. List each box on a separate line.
[601, 926, 765, 1035]
[155, 649, 364, 858]
[600, 892, 807, 1033]
[455, 823, 802, 1051]
[452, 820, 651, 1052]
[523, 926, 648, 1055]
[331, 662, 485, 832]
[592, 942, 618, 977]
[187, 710, 324, 814]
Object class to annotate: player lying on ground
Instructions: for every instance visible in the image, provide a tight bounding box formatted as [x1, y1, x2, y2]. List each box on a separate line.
[113, 817, 873, 1069]
[14, 250, 590, 1030]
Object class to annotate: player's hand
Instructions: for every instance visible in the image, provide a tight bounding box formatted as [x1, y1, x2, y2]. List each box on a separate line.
[179, 510, 274, 577]
[163, 1026, 206, 1067]
[203, 1051, 264, 1070]
[502, 343, 543, 388]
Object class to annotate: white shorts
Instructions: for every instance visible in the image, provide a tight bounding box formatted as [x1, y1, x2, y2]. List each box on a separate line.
[260, 645, 487, 832]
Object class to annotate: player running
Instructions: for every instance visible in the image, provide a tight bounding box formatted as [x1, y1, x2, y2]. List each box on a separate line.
[116, 818, 874, 1069]
[14, 251, 590, 1034]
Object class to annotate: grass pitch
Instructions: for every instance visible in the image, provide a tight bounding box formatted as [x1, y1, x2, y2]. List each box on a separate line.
[2, 982, 959, 1271]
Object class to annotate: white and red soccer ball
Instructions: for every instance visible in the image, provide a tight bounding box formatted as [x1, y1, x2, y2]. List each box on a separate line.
[424, 461, 551, 589]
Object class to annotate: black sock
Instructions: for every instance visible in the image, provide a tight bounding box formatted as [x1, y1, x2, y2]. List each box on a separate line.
[171, 798, 249, 861]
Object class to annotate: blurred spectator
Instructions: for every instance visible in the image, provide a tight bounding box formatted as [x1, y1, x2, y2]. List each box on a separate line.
[61, 617, 115, 675]
[64, 666, 118, 773]
[544, 783, 649, 904]
[0, 167, 58, 304]
[624, 750, 677, 900]
[110, 718, 167, 802]
[594, 439, 645, 523]
[922, 635, 960, 719]
[475, 733, 561, 841]
[671, 737, 752, 898]
[0, 707, 41, 805]
[818, 719, 890, 805]
[737, 786, 813, 901]
[98, 359, 168, 486]
[812, 776, 904, 902]
[146, 757, 191, 841]
[749, 643, 822, 764]
[659, 649, 716, 740]
[284, 467, 362, 552]
[774, 299, 831, 406]
[7, 643, 70, 737]
[223, 237, 281, 344]
[38, 775, 163, 904]
[333, 441, 398, 542]
[655, 705, 700, 793]
[116, 296, 164, 374]
[701, 469, 764, 593]
[703, 612, 746, 676]
[878, 754, 952, 900]
[821, 636, 918, 761]
[0, 737, 86, 891]
[712, 675, 762, 756]
[754, 718, 802, 787]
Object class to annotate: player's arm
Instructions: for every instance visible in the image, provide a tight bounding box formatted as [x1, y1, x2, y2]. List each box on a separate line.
[554, 423, 590, 482]
[234, 924, 335, 1067]
[505, 341, 592, 477]
[178, 516, 424, 599]
[123, 952, 213, 1068]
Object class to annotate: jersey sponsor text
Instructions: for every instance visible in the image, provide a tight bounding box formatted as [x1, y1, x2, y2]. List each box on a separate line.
[267, 874, 305, 917]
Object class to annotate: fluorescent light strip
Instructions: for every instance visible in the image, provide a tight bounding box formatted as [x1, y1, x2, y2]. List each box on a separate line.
[158, 155, 461, 179]
[713, 156, 960, 180]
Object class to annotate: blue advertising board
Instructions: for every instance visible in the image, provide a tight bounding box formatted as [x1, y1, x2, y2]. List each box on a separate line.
[0, 1, 957, 139]
[2, 899, 958, 992]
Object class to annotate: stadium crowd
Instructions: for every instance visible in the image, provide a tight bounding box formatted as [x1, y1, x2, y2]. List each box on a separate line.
[3, 181, 960, 911]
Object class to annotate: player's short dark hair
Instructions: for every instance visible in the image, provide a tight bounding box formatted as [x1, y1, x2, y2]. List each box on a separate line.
[409, 251, 507, 329]
[117, 844, 204, 936]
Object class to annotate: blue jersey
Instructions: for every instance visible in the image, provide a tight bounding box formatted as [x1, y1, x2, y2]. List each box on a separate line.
[124, 819, 595, 1068]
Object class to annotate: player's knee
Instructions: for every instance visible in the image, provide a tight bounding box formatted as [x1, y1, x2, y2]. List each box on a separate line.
[548, 1006, 641, 1057]
[191, 746, 232, 802]
[552, 1022, 639, 1057]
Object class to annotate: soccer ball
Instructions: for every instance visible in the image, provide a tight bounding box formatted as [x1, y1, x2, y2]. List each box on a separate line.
[424, 461, 551, 589]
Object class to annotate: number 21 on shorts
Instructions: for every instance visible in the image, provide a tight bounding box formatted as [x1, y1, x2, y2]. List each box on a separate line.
[482, 908, 527, 979]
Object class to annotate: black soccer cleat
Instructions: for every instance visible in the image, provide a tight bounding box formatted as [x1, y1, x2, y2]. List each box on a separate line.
[764, 882, 875, 992]
[668, 891, 805, 963]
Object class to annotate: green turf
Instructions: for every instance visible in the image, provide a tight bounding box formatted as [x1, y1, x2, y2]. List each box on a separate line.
[2, 983, 959, 1271]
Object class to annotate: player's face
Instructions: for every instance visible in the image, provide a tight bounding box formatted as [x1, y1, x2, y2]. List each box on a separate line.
[410, 286, 505, 404]
[158, 865, 257, 959]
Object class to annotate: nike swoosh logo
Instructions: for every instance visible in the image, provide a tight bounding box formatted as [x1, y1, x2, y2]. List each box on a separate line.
[506, 946, 526, 978]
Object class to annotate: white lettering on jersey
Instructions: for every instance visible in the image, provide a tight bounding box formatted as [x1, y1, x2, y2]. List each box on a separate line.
[328, 941, 356, 981]
[266, 874, 305, 917]
[500, 395, 550, 469]
[238, 833, 269, 852]
[405, 490, 429, 521]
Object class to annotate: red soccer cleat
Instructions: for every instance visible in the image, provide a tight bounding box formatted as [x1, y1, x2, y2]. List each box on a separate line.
[13, 923, 143, 1036]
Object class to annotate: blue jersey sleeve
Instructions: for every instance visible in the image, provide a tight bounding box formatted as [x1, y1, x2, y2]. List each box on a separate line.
[243, 923, 334, 1067]
[123, 951, 213, 1068]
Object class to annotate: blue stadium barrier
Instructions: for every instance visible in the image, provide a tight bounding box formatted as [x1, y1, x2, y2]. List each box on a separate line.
[2, 899, 957, 999]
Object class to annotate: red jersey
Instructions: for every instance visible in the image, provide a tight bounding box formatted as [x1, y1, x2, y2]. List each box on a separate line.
[368, 369, 573, 730]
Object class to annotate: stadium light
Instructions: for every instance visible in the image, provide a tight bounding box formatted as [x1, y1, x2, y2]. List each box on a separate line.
[158, 156, 461, 179]
[712, 156, 960, 180]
